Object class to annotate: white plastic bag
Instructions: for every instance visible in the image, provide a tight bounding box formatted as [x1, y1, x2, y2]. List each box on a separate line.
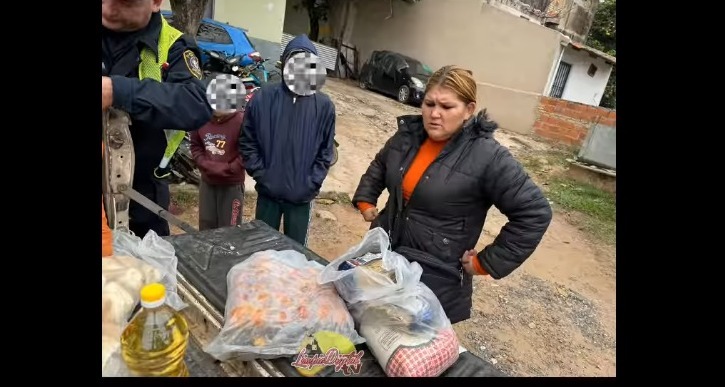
[112, 229, 186, 311]
[204, 250, 364, 361]
[319, 228, 460, 377]
[102, 255, 162, 376]
[318, 227, 422, 304]
[354, 285, 460, 377]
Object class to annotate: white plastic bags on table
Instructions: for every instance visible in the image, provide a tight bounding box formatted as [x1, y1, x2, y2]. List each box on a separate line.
[319, 228, 460, 377]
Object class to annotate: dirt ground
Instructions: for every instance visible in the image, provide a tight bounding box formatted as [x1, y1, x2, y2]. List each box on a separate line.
[170, 78, 616, 377]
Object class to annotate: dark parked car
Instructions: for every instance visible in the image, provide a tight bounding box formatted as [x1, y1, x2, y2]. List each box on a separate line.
[358, 50, 433, 106]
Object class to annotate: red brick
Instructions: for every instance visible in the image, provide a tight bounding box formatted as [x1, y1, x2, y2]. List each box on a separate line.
[541, 103, 556, 113]
[576, 129, 589, 140]
[580, 109, 598, 122]
[542, 122, 562, 134]
[540, 97, 557, 107]
[600, 117, 616, 126]
[559, 120, 583, 132]
[569, 108, 590, 121]
[543, 116, 559, 126]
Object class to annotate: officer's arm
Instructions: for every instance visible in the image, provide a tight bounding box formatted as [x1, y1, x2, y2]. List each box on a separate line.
[110, 36, 212, 131]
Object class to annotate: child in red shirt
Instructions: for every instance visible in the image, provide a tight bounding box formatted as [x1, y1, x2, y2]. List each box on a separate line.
[190, 109, 245, 230]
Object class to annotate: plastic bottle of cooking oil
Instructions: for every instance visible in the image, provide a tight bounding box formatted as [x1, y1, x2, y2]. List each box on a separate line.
[120, 283, 190, 377]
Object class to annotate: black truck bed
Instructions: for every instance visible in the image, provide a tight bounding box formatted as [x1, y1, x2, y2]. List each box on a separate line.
[164, 221, 506, 377]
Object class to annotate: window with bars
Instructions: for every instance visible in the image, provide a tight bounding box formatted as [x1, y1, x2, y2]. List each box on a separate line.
[549, 61, 572, 98]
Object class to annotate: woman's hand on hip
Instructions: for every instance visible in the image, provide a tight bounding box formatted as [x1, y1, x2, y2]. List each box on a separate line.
[461, 249, 480, 276]
[362, 207, 379, 222]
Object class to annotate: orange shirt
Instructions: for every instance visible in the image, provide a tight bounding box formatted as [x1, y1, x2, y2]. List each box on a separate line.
[357, 138, 488, 276]
[358, 137, 447, 212]
[102, 143, 113, 257]
[102, 198, 113, 257]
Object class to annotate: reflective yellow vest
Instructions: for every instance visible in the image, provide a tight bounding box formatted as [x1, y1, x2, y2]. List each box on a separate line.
[138, 16, 187, 172]
[139, 16, 182, 82]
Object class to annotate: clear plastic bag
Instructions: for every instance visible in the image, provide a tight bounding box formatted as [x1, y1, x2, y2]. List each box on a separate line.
[112, 229, 186, 311]
[204, 250, 364, 361]
[102, 254, 162, 376]
[354, 285, 460, 377]
[318, 227, 422, 304]
[319, 228, 460, 377]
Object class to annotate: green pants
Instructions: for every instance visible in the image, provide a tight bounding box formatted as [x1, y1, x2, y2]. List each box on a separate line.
[255, 194, 313, 246]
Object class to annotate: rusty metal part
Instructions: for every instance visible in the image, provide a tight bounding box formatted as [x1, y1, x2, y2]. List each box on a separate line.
[102, 108, 134, 233]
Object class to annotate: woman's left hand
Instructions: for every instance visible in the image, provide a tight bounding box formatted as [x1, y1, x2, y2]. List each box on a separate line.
[460, 249, 479, 276]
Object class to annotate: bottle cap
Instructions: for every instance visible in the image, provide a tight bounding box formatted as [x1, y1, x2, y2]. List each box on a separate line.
[140, 283, 166, 308]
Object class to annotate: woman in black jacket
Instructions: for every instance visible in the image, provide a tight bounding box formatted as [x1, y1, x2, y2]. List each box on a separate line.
[352, 65, 552, 324]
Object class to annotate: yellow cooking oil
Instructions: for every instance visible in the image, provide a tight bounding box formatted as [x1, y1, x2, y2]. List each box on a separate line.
[120, 283, 190, 377]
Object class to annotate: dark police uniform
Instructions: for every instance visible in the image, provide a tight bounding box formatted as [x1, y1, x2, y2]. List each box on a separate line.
[102, 12, 212, 237]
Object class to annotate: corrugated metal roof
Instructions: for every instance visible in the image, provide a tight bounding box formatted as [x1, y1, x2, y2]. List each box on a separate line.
[280, 33, 338, 71]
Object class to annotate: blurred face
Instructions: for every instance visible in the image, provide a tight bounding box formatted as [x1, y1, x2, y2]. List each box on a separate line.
[102, 0, 162, 32]
[422, 85, 476, 142]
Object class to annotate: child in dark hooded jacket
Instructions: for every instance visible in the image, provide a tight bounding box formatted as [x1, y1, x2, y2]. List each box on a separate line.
[240, 34, 336, 246]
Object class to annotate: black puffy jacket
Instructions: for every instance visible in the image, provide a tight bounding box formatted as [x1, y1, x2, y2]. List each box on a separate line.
[352, 112, 552, 323]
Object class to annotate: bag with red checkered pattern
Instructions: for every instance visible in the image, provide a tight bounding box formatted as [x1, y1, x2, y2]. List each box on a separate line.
[319, 228, 460, 377]
[353, 283, 460, 377]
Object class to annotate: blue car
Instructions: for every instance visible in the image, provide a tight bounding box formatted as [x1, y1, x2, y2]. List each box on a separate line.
[160, 11, 258, 67]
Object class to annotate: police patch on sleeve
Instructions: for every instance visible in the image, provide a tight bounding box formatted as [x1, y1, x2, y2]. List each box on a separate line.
[183, 50, 203, 79]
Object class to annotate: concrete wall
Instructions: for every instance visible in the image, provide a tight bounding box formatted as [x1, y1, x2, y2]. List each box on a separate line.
[162, 0, 286, 43]
[283, 1, 309, 35]
[283, 0, 336, 44]
[533, 96, 615, 146]
[557, 46, 613, 106]
[348, 0, 565, 134]
[160, 0, 212, 18]
[486, 0, 599, 43]
[214, 0, 287, 43]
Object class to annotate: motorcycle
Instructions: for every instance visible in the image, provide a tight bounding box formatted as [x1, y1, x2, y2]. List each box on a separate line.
[202, 50, 241, 75]
[242, 52, 281, 85]
[203, 50, 280, 90]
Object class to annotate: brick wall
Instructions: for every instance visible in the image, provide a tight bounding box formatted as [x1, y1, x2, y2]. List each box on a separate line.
[533, 97, 616, 146]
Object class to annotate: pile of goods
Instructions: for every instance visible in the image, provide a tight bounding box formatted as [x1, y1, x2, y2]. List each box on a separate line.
[102, 255, 162, 373]
[101, 225, 464, 378]
[319, 228, 461, 377]
[204, 250, 364, 361]
[102, 230, 186, 376]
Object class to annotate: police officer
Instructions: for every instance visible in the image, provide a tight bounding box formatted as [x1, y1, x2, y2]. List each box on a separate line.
[102, 0, 212, 237]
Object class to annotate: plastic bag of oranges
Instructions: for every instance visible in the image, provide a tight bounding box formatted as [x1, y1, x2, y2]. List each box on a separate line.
[204, 250, 363, 361]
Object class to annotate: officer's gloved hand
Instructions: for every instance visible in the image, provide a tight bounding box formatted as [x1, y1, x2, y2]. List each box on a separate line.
[154, 166, 173, 180]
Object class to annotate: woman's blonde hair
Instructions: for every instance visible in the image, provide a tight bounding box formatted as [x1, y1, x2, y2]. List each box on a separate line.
[425, 65, 477, 105]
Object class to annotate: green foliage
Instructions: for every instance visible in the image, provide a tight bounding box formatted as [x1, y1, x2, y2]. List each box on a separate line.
[587, 0, 616, 109]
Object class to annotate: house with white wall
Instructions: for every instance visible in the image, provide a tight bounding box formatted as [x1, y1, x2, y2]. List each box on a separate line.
[548, 41, 615, 107]
[282, 0, 615, 134]
[158, 0, 615, 134]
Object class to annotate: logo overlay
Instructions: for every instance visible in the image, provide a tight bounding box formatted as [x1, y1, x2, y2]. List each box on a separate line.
[291, 331, 364, 376]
